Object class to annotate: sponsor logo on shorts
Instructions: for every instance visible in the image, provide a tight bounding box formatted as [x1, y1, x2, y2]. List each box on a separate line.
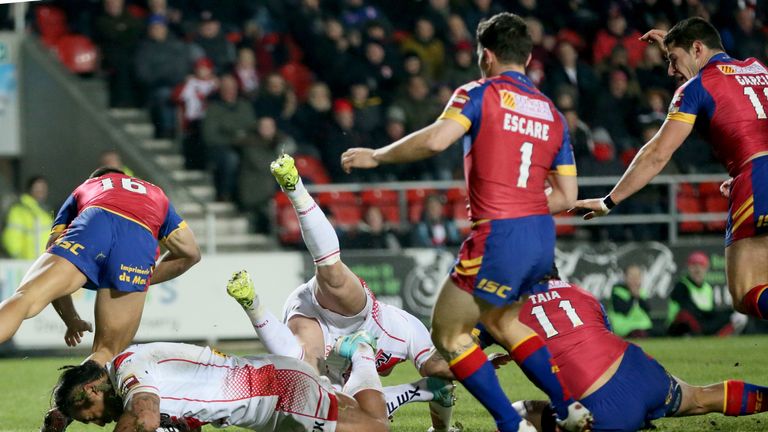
[55, 239, 85, 256]
[476, 278, 513, 299]
[118, 264, 151, 286]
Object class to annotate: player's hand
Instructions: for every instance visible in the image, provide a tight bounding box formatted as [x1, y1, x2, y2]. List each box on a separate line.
[570, 198, 611, 220]
[63, 319, 93, 347]
[341, 148, 379, 173]
[720, 178, 734, 198]
[640, 29, 668, 53]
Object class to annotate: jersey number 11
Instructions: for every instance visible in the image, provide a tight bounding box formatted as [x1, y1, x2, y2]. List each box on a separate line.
[744, 86, 768, 119]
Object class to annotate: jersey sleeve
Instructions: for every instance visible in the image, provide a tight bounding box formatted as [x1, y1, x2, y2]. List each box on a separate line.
[158, 201, 186, 241]
[403, 312, 434, 371]
[51, 194, 78, 234]
[550, 112, 577, 176]
[437, 82, 483, 132]
[111, 351, 160, 406]
[666, 76, 713, 124]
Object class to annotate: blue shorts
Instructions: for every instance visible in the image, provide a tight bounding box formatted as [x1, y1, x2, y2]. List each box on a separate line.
[581, 344, 680, 432]
[726, 154, 768, 246]
[450, 215, 555, 306]
[49, 207, 158, 292]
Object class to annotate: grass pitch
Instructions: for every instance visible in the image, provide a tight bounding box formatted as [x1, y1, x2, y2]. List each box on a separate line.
[2, 336, 767, 431]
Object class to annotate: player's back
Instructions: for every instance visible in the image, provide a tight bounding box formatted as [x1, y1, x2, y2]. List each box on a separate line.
[519, 280, 628, 398]
[678, 54, 768, 175]
[440, 71, 573, 220]
[70, 173, 172, 238]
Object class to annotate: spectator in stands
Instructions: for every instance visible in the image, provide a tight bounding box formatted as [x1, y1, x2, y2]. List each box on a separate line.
[401, 52, 426, 81]
[592, 6, 646, 68]
[421, 0, 451, 42]
[443, 41, 477, 87]
[608, 264, 653, 338]
[446, 13, 472, 48]
[594, 69, 639, 151]
[238, 116, 296, 233]
[193, 11, 236, 74]
[173, 57, 219, 171]
[135, 14, 193, 138]
[361, 41, 400, 99]
[636, 43, 675, 92]
[636, 88, 669, 127]
[393, 75, 440, 133]
[1, 176, 53, 260]
[340, 0, 382, 30]
[253, 73, 297, 129]
[93, 0, 144, 108]
[343, 205, 401, 250]
[232, 47, 259, 101]
[668, 251, 736, 336]
[324, 99, 367, 183]
[410, 194, 461, 248]
[555, 87, 593, 169]
[292, 82, 332, 153]
[525, 17, 554, 68]
[545, 40, 600, 121]
[146, 0, 184, 36]
[203, 75, 255, 202]
[400, 18, 445, 80]
[349, 80, 383, 135]
[721, 6, 767, 60]
[99, 149, 134, 176]
[462, 0, 503, 35]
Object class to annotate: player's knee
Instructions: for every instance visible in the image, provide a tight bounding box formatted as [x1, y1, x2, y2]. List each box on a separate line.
[316, 262, 349, 289]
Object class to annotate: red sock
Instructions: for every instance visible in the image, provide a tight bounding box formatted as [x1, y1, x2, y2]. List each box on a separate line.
[724, 380, 768, 416]
[741, 284, 768, 319]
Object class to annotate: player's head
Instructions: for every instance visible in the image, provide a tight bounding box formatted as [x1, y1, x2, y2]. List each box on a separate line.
[475, 12, 532, 77]
[663, 17, 724, 81]
[53, 361, 123, 426]
[89, 166, 125, 179]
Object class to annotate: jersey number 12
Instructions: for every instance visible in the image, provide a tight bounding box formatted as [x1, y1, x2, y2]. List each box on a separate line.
[531, 300, 584, 338]
[744, 87, 768, 119]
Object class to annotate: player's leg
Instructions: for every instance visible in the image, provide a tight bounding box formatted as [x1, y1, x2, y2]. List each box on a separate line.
[226, 270, 304, 359]
[673, 377, 768, 417]
[287, 315, 327, 372]
[0, 253, 87, 343]
[88, 289, 147, 364]
[335, 392, 390, 432]
[431, 277, 534, 432]
[270, 154, 366, 316]
[726, 235, 768, 318]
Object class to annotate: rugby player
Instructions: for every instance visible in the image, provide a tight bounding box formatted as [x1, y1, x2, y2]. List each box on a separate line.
[226, 154, 457, 431]
[0, 167, 200, 365]
[341, 13, 588, 432]
[573, 17, 768, 322]
[478, 269, 768, 431]
[48, 335, 388, 431]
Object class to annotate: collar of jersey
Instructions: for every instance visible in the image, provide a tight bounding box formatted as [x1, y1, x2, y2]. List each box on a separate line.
[706, 52, 731, 65]
[500, 70, 532, 86]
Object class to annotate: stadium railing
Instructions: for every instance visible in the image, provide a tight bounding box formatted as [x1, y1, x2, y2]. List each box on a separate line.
[295, 173, 729, 244]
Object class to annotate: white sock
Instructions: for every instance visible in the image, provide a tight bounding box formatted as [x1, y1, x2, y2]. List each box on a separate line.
[429, 401, 454, 431]
[245, 308, 303, 359]
[343, 345, 382, 396]
[284, 178, 340, 266]
[383, 380, 436, 416]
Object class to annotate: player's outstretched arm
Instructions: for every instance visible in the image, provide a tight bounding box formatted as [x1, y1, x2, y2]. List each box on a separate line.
[341, 119, 466, 173]
[113, 392, 161, 432]
[546, 172, 578, 215]
[571, 119, 692, 219]
[51, 294, 92, 347]
[151, 226, 201, 285]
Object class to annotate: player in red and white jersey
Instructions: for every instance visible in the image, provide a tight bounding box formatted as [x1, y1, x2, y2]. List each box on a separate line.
[49, 339, 390, 432]
[477, 270, 768, 431]
[574, 17, 768, 323]
[0, 167, 201, 367]
[341, 12, 586, 432]
[226, 154, 458, 431]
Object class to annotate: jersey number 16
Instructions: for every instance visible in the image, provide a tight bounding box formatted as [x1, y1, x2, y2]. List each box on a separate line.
[101, 178, 148, 195]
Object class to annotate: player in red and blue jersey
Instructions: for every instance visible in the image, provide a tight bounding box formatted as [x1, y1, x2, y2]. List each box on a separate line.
[477, 269, 768, 431]
[574, 17, 768, 323]
[342, 13, 589, 432]
[0, 167, 201, 367]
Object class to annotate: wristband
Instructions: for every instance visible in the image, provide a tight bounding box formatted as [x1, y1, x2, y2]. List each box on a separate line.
[602, 195, 617, 210]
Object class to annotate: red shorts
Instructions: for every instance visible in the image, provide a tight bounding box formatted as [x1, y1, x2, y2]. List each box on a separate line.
[726, 154, 768, 246]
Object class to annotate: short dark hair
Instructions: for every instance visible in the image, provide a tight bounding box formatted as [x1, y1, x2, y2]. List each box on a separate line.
[476, 12, 532, 66]
[664, 17, 724, 52]
[89, 166, 125, 179]
[541, 263, 560, 281]
[53, 361, 107, 417]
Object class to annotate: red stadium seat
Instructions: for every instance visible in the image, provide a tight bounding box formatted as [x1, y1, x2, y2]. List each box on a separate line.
[406, 188, 438, 223]
[698, 182, 721, 198]
[273, 192, 301, 244]
[35, 5, 69, 46]
[126, 4, 148, 19]
[554, 212, 576, 236]
[317, 191, 361, 227]
[293, 154, 330, 185]
[53, 35, 98, 74]
[677, 195, 705, 233]
[280, 61, 314, 102]
[677, 182, 697, 198]
[703, 195, 728, 232]
[361, 189, 400, 224]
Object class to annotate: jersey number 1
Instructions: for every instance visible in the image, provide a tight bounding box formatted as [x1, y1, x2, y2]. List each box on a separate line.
[744, 87, 768, 119]
[101, 178, 148, 195]
[531, 300, 584, 338]
[517, 142, 533, 188]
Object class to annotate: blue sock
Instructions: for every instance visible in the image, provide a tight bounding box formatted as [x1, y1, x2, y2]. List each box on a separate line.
[511, 335, 574, 420]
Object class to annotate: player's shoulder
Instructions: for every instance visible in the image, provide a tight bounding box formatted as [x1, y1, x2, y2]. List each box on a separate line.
[548, 280, 599, 304]
[454, 78, 492, 98]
